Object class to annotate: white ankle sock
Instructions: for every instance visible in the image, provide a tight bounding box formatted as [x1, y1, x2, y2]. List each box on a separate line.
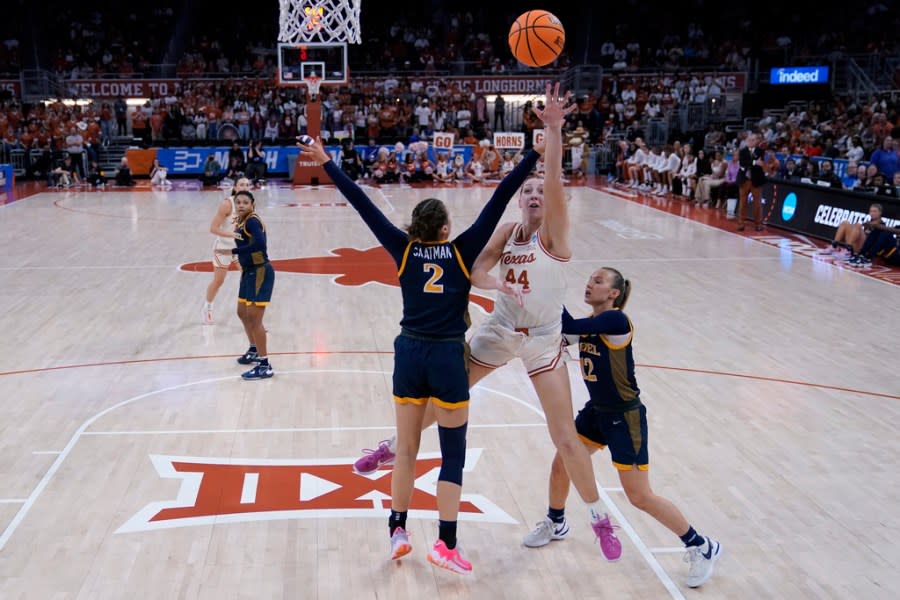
[588, 501, 606, 522]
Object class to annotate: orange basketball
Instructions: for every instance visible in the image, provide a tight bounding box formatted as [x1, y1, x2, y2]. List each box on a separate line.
[508, 10, 566, 68]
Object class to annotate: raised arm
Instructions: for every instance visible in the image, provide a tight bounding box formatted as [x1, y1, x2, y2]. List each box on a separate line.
[453, 148, 540, 267]
[533, 82, 577, 259]
[300, 138, 409, 262]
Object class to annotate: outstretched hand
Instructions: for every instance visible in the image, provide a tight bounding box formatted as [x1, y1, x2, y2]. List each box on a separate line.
[533, 82, 576, 129]
[297, 137, 332, 166]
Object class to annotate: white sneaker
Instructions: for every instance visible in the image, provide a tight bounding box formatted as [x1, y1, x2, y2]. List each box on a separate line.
[202, 304, 214, 325]
[390, 527, 412, 560]
[523, 517, 569, 548]
[684, 537, 721, 588]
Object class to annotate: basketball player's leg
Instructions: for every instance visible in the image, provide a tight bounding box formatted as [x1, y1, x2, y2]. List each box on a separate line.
[206, 266, 228, 303]
[523, 445, 599, 548]
[611, 409, 721, 588]
[387, 334, 431, 561]
[245, 305, 267, 357]
[204, 265, 229, 323]
[390, 401, 427, 515]
[388, 400, 426, 560]
[523, 330, 624, 558]
[426, 403, 472, 573]
[425, 341, 472, 574]
[352, 325, 506, 476]
[419, 360, 495, 431]
[236, 301, 254, 345]
[236, 266, 273, 376]
[620, 469, 721, 587]
[530, 369, 601, 505]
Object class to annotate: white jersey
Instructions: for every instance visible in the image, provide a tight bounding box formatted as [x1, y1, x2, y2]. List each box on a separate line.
[213, 195, 239, 267]
[218, 195, 238, 244]
[492, 224, 568, 330]
[500, 159, 515, 175]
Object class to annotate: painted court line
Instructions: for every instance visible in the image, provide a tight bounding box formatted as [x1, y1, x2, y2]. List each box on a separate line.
[31, 451, 62, 455]
[0, 499, 27, 504]
[650, 547, 689, 554]
[2, 352, 894, 401]
[83, 423, 546, 436]
[486, 382, 684, 600]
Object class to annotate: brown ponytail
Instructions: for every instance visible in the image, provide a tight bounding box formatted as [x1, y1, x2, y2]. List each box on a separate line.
[406, 198, 448, 242]
[603, 267, 632, 309]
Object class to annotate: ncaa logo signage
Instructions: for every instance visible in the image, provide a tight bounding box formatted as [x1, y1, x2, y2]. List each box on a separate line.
[117, 450, 515, 533]
[782, 192, 798, 221]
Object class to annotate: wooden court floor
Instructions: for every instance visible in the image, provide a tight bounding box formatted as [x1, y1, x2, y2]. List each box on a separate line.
[0, 181, 897, 599]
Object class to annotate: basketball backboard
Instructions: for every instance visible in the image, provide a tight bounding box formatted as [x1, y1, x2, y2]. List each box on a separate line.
[278, 42, 348, 85]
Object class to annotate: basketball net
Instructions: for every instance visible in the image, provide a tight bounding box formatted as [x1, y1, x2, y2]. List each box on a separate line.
[304, 74, 322, 101]
[278, 0, 362, 43]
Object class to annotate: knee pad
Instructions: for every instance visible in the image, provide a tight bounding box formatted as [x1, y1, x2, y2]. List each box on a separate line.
[437, 423, 468, 486]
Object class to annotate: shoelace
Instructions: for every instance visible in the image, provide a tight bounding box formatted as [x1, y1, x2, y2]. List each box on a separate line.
[360, 440, 392, 456]
[683, 546, 703, 564]
[593, 520, 621, 540]
[532, 520, 553, 537]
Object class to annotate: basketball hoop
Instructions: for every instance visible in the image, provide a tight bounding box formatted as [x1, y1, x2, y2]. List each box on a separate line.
[279, 0, 362, 44]
[304, 75, 322, 101]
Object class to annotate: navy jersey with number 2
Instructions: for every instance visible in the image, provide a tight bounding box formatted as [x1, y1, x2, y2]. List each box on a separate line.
[323, 152, 539, 406]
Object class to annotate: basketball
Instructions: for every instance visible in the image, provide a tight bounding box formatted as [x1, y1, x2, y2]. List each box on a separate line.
[508, 10, 565, 68]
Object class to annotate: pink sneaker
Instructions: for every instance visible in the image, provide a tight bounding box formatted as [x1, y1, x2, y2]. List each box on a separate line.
[390, 527, 412, 560]
[353, 438, 395, 475]
[427, 540, 472, 574]
[591, 515, 622, 561]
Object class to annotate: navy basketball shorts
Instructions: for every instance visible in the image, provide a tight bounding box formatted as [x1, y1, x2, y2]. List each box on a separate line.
[238, 263, 275, 306]
[392, 333, 470, 410]
[575, 403, 649, 471]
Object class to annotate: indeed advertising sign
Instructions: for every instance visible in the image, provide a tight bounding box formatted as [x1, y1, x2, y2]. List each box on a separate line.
[769, 66, 829, 85]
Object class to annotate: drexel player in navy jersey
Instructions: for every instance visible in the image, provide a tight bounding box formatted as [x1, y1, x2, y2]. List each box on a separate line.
[214, 190, 275, 380]
[522, 267, 722, 588]
[299, 137, 540, 574]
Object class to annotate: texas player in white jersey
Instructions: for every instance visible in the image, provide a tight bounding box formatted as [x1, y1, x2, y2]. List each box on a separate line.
[203, 177, 252, 324]
[352, 84, 622, 561]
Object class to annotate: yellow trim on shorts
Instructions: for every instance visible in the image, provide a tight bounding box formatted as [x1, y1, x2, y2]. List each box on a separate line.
[393, 395, 429, 406]
[578, 433, 606, 450]
[431, 397, 469, 410]
[612, 461, 649, 472]
[238, 298, 270, 306]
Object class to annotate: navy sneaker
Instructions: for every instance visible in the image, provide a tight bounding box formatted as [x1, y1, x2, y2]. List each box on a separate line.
[242, 363, 273, 380]
[237, 348, 260, 364]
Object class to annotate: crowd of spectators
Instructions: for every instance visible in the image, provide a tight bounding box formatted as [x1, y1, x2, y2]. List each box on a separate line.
[1, 69, 897, 177]
[8, 0, 894, 81]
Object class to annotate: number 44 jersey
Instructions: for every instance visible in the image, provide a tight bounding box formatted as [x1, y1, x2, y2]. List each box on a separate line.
[494, 224, 569, 329]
